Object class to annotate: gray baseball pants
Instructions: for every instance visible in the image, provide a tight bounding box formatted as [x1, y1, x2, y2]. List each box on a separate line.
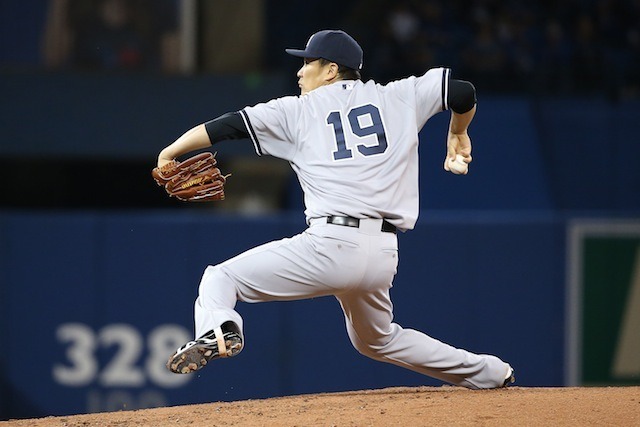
[194, 218, 510, 389]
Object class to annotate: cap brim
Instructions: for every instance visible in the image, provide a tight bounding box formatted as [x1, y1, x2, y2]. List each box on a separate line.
[285, 48, 311, 58]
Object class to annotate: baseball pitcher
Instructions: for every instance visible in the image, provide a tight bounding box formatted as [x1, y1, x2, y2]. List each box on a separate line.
[154, 29, 514, 389]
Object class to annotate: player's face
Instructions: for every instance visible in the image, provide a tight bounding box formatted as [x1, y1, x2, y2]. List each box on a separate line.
[297, 58, 333, 95]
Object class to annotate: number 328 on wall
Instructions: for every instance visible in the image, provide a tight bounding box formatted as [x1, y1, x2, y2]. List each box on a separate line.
[53, 323, 192, 388]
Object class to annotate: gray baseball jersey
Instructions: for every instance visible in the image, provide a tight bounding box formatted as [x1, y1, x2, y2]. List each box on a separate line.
[241, 67, 451, 231]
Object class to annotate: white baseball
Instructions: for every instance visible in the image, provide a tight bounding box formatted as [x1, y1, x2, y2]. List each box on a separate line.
[448, 154, 469, 175]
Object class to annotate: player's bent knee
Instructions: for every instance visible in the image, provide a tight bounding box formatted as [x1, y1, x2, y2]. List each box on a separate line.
[348, 333, 392, 360]
[198, 266, 237, 300]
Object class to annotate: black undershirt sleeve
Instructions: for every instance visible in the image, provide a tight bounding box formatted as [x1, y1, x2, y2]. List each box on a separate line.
[447, 79, 477, 114]
[204, 111, 249, 144]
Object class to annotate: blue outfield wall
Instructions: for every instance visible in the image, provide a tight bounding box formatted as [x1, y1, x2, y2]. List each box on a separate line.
[1, 210, 565, 419]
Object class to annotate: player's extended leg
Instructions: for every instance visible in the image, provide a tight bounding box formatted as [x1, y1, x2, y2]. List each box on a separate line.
[337, 288, 514, 389]
[168, 228, 368, 374]
[166, 256, 253, 374]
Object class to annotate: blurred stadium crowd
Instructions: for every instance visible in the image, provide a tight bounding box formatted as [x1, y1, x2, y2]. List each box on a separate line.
[38, 0, 640, 100]
[41, 0, 181, 72]
[341, 0, 640, 99]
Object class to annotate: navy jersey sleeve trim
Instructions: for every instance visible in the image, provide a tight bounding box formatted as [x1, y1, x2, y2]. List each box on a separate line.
[448, 79, 477, 114]
[204, 112, 249, 143]
[441, 68, 451, 111]
[239, 109, 263, 156]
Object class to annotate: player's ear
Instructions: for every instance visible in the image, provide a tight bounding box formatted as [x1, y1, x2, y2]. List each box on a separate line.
[325, 62, 339, 81]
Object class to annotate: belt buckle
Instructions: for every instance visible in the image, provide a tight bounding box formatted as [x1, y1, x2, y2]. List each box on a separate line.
[327, 216, 359, 228]
[327, 216, 396, 233]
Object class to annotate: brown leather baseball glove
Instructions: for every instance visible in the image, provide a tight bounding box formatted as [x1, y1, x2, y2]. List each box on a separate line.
[152, 152, 228, 202]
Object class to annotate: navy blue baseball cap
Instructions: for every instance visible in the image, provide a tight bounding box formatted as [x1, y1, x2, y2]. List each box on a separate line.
[286, 30, 363, 70]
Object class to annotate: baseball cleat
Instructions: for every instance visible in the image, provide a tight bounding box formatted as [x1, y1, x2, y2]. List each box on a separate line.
[167, 324, 243, 374]
[502, 365, 515, 387]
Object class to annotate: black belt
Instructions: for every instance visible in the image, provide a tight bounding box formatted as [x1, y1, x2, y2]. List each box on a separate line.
[326, 216, 397, 234]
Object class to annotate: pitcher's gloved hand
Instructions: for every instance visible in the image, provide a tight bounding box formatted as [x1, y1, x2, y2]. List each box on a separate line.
[152, 152, 228, 202]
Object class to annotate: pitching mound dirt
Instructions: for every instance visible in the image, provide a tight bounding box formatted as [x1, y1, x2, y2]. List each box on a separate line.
[1, 386, 639, 426]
